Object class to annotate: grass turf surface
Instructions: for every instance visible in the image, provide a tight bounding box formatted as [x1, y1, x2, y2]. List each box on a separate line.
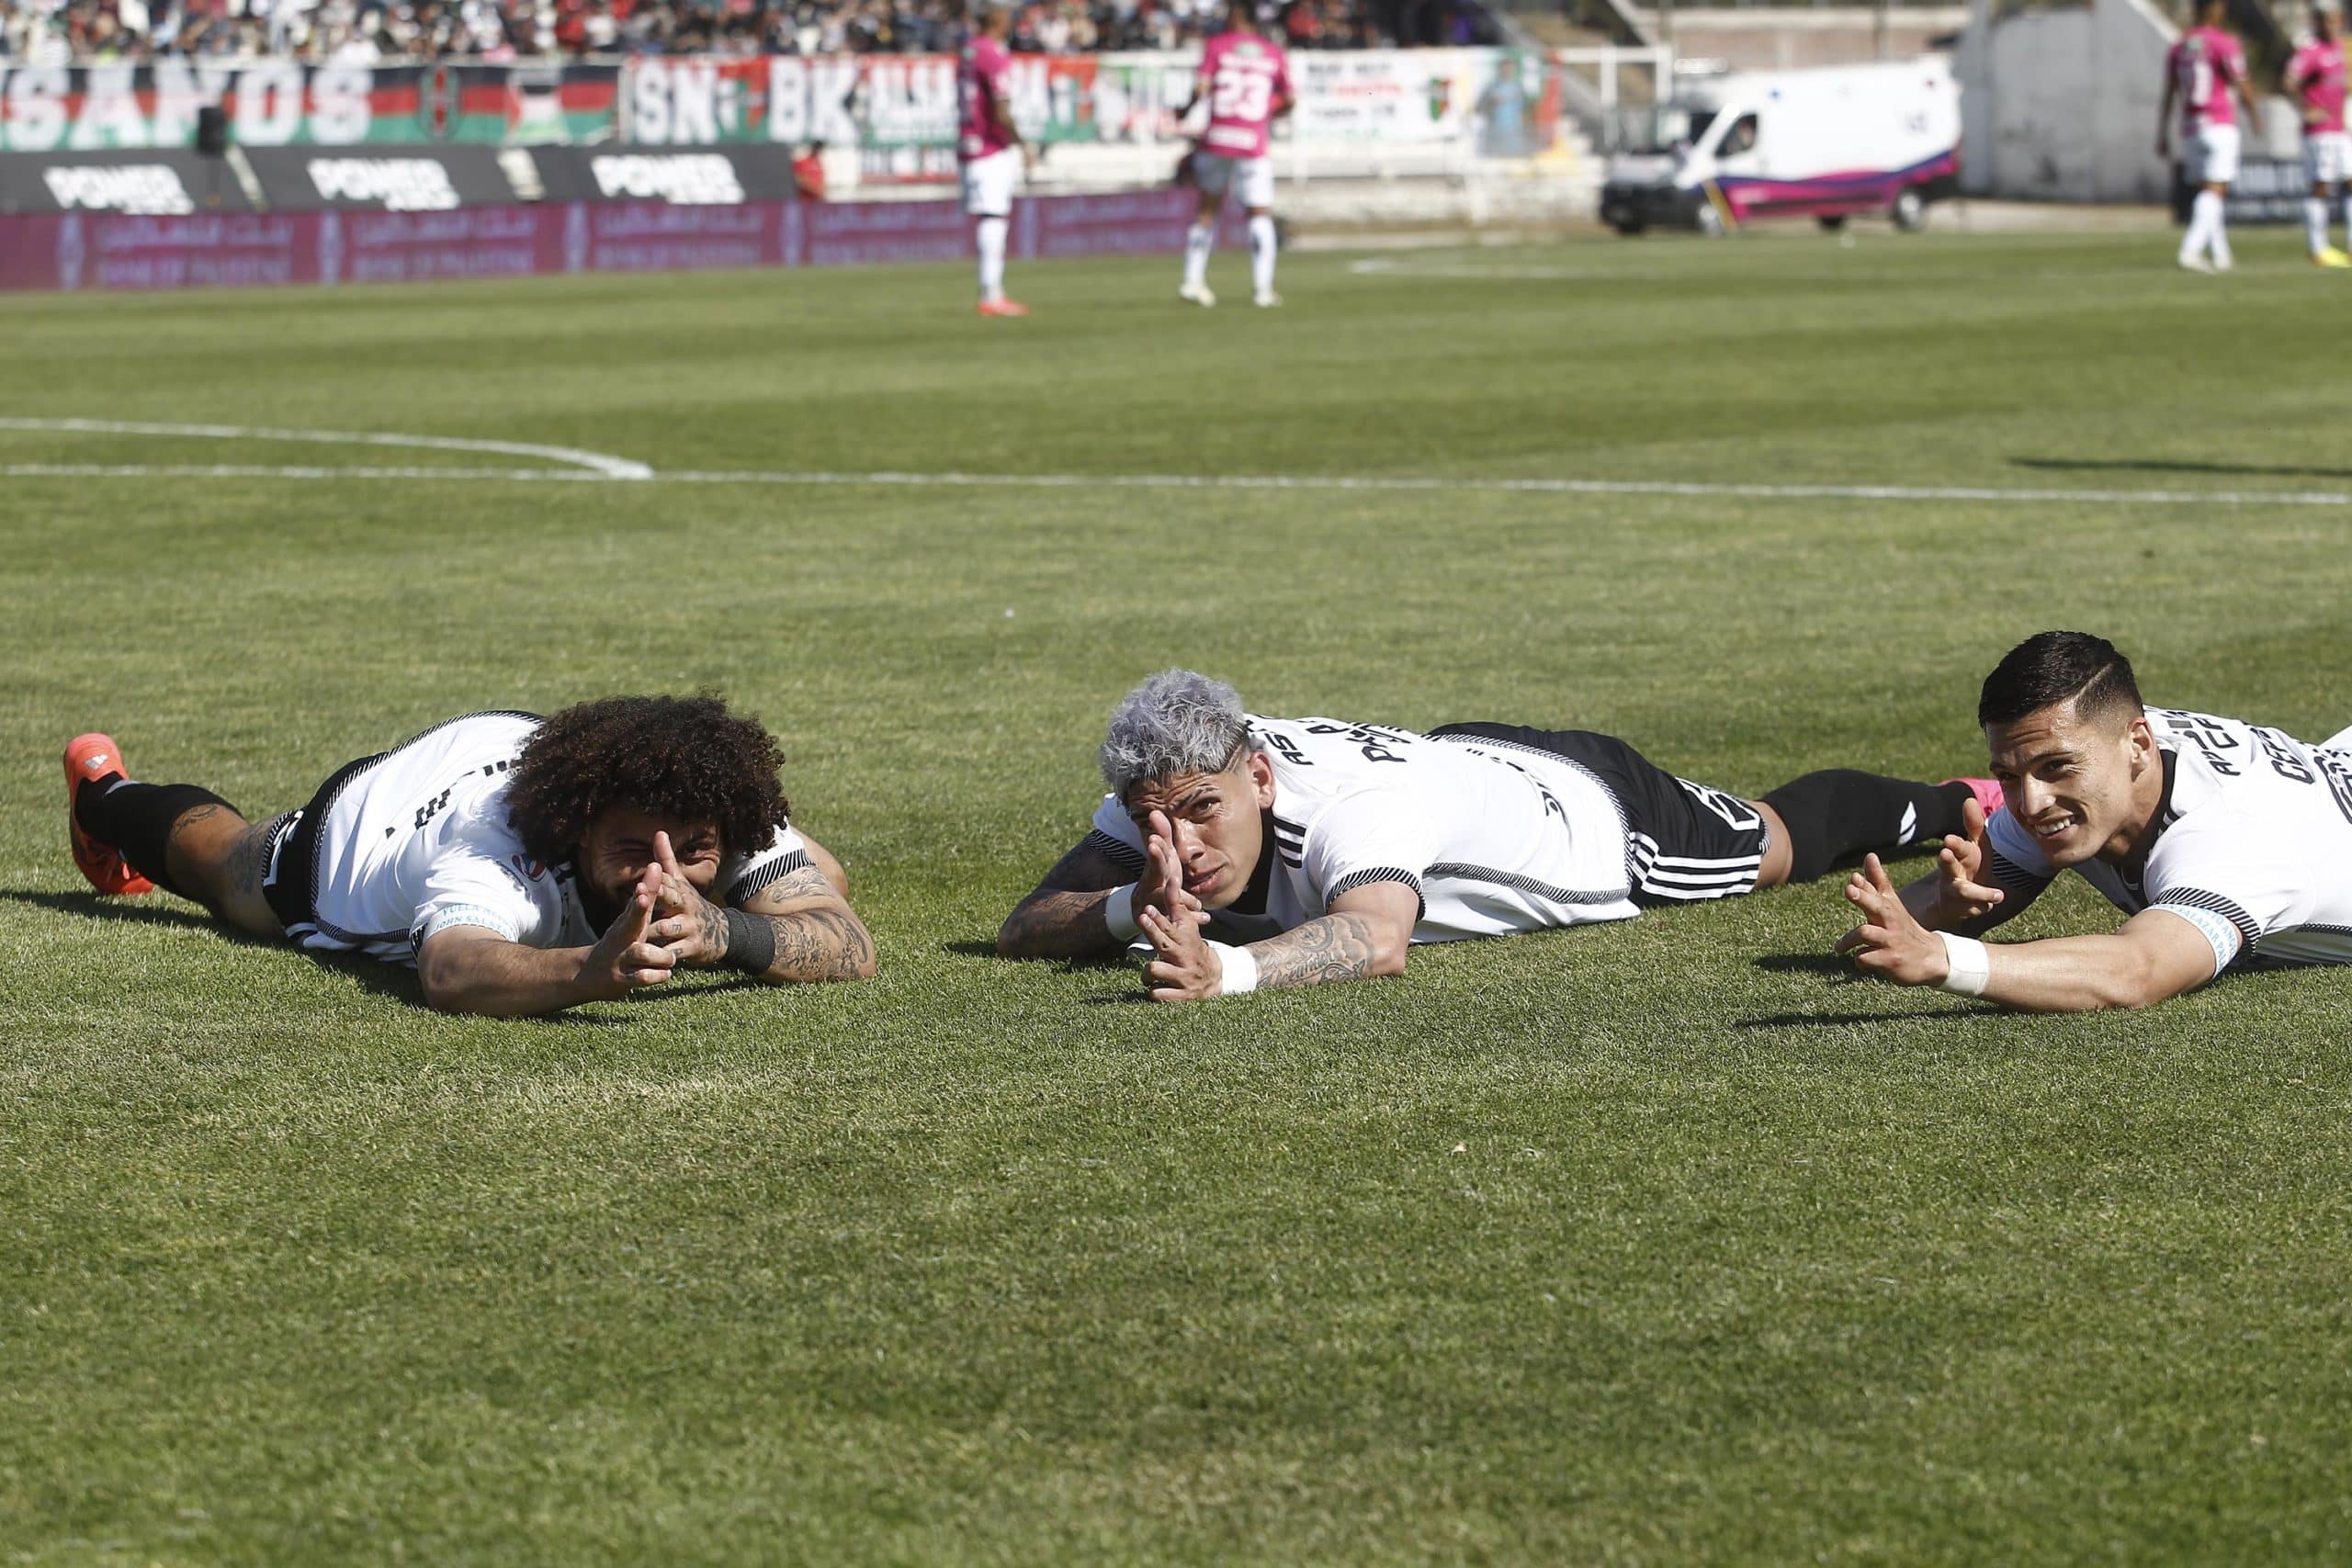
[5, 228, 2352, 1562]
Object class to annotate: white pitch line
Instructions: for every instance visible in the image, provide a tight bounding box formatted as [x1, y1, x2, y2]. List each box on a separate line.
[6, 461, 2352, 510]
[0, 417, 652, 479]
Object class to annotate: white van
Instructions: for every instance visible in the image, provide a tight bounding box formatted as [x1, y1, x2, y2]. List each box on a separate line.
[1600, 59, 1962, 236]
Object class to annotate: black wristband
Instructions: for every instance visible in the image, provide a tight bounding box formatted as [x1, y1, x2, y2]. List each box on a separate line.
[722, 908, 776, 975]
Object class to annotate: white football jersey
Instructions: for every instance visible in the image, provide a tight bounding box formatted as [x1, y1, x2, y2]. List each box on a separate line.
[286, 710, 809, 964]
[1088, 714, 1640, 943]
[1984, 706, 2352, 975]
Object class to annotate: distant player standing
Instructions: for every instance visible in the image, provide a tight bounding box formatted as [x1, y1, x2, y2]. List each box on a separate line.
[2286, 0, 2352, 267]
[960, 0, 1029, 318]
[1176, 0, 1295, 309]
[2159, 0, 2258, 274]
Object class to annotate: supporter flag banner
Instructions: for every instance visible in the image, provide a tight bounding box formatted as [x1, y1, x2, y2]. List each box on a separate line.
[0, 62, 619, 149]
[0, 52, 1555, 169]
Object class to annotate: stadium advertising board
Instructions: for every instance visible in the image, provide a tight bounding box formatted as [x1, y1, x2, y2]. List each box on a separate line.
[0, 185, 1242, 291]
[0, 146, 254, 214]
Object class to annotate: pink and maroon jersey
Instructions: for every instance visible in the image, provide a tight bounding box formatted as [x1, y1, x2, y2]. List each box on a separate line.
[1196, 30, 1292, 160]
[2289, 38, 2348, 135]
[959, 34, 1014, 161]
[2169, 26, 2247, 132]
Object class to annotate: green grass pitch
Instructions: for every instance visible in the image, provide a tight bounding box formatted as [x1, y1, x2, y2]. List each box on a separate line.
[6, 227, 2352, 1563]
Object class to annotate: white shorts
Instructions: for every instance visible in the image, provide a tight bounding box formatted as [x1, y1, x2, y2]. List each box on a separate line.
[960, 148, 1019, 218]
[2186, 123, 2241, 186]
[2306, 130, 2352, 186]
[1192, 152, 1275, 210]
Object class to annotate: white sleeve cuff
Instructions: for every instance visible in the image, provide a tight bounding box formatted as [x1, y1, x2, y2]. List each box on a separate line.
[414, 904, 523, 948]
[1211, 941, 1259, 996]
[1936, 931, 1991, 997]
[1102, 883, 1140, 942]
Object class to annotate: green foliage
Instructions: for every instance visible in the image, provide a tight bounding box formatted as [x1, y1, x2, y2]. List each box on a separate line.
[4, 232, 2349, 1563]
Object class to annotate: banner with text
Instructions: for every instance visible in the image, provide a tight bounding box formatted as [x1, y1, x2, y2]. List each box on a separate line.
[1, 51, 1557, 169]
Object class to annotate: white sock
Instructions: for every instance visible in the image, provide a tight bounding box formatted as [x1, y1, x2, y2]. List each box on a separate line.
[2200, 191, 2232, 266]
[2308, 196, 2330, 256]
[1182, 220, 1214, 290]
[976, 216, 1007, 302]
[2179, 193, 2215, 262]
[1249, 213, 1276, 297]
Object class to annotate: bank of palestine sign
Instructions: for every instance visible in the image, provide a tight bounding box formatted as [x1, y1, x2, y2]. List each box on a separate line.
[0, 62, 619, 148]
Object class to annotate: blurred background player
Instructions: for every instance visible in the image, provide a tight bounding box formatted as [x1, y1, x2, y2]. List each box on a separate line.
[1175, 0, 1294, 309]
[2160, 0, 2258, 274]
[2287, 0, 2352, 266]
[959, 0, 1029, 318]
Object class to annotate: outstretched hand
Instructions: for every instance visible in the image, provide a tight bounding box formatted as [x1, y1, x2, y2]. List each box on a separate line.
[582, 863, 675, 997]
[648, 829, 729, 967]
[1838, 854, 1949, 987]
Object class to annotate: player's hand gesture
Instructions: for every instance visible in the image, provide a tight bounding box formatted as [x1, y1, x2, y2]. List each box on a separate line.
[1838, 854, 1949, 987]
[581, 863, 676, 997]
[1137, 809, 1186, 921]
[648, 829, 729, 967]
[1139, 884, 1221, 1002]
[1928, 794, 2006, 928]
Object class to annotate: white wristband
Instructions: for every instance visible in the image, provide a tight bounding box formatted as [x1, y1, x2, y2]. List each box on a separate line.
[1210, 941, 1259, 996]
[1937, 931, 1991, 997]
[1102, 883, 1140, 941]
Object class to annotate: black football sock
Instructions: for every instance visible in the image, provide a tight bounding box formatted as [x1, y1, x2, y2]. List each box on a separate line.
[1759, 771, 1973, 885]
[74, 778, 237, 899]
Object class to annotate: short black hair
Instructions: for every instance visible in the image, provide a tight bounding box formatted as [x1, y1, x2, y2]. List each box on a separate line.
[504, 694, 790, 867]
[1978, 632, 2144, 729]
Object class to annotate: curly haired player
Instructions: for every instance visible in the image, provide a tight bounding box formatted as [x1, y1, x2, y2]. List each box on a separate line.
[62, 695, 875, 1016]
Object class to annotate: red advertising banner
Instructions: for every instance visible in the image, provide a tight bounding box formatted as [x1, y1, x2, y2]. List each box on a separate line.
[0, 187, 1243, 291]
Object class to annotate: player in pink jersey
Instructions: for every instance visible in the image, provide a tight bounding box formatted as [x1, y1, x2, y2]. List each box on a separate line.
[1174, 0, 1295, 309]
[2287, 0, 2352, 265]
[958, 0, 1030, 318]
[2158, 0, 2259, 273]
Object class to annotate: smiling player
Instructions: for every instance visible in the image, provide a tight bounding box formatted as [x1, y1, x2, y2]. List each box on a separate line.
[62, 696, 875, 1016]
[1839, 632, 2352, 1010]
[998, 669, 1996, 1001]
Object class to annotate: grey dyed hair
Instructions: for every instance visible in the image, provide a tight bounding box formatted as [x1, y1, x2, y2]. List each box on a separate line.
[1099, 669, 1251, 796]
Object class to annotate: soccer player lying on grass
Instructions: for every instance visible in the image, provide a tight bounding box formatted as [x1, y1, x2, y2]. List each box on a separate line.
[1838, 631, 2352, 1010]
[62, 696, 876, 1017]
[999, 670, 1999, 1001]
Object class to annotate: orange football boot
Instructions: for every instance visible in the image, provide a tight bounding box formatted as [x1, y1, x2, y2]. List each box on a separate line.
[977, 298, 1031, 318]
[63, 732, 153, 895]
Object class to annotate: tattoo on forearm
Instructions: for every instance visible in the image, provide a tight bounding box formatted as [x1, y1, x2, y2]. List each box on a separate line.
[999, 839, 1136, 957]
[764, 906, 875, 981]
[1253, 914, 1382, 990]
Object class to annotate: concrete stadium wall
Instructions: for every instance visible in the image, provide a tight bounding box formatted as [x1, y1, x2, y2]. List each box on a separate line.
[1954, 0, 2174, 203]
[1634, 7, 1969, 73]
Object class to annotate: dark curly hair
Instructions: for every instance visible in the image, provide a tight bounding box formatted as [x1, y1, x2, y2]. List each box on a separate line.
[504, 694, 789, 867]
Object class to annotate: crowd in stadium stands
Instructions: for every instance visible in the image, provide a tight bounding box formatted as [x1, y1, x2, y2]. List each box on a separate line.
[0, 0, 1481, 62]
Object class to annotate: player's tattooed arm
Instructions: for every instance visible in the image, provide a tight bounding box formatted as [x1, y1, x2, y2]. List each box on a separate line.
[736, 863, 878, 983]
[1139, 879, 1416, 1001]
[996, 834, 1149, 959]
[1250, 880, 1417, 991]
